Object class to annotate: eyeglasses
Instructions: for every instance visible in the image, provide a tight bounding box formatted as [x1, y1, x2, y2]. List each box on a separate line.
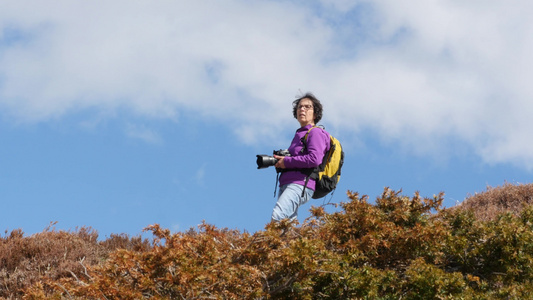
[297, 104, 313, 111]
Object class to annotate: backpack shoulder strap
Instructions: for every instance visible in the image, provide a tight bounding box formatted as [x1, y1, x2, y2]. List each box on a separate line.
[300, 125, 322, 153]
[299, 125, 326, 197]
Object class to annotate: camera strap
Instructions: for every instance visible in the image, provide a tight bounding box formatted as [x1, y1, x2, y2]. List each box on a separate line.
[274, 172, 280, 198]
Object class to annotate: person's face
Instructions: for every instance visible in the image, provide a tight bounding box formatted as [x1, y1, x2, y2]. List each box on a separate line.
[296, 98, 315, 127]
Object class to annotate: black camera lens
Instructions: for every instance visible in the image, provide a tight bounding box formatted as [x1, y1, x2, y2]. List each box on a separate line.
[256, 155, 278, 169]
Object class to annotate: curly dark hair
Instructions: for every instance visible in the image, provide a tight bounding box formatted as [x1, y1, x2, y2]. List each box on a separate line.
[292, 92, 323, 124]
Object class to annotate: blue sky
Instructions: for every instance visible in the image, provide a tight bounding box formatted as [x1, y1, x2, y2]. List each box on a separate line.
[2, 0, 533, 238]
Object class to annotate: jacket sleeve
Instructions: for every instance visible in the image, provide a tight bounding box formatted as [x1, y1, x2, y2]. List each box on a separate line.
[284, 128, 329, 169]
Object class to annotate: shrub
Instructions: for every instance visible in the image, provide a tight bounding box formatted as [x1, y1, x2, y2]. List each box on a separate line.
[0, 224, 103, 298]
[8, 183, 533, 299]
[0, 224, 148, 299]
[456, 182, 533, 221]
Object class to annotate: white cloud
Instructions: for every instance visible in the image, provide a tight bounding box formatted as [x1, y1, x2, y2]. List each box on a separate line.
[125, 123, 162, 144]
[2, 1, 533, 168]
[195, 163, 207, 186]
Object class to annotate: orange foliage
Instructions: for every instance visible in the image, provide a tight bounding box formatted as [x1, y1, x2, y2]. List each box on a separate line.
[2, 184, 533, 299]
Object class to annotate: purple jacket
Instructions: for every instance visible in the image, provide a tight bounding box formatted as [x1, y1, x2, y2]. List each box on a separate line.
[279, 124, 330, 190]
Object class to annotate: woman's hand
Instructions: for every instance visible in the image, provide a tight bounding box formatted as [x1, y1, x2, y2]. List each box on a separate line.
[274, 155, 286, 169]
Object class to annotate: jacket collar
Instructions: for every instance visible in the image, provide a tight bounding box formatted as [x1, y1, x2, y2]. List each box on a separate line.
[299, 124, 315, 131]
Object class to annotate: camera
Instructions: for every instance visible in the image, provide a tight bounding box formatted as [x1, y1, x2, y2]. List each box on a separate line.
[256, 149, 290, 169]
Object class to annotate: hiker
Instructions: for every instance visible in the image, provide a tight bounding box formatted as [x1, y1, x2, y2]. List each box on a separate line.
[271, 93, 330, 221]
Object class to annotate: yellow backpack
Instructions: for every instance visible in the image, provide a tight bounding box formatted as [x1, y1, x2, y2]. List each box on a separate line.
[302, 126, 344, 199]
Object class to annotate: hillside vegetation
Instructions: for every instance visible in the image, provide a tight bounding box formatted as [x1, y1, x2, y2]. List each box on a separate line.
[3, 183, 533, 299]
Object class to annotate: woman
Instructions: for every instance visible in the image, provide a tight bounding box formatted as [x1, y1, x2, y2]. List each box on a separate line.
[271, 93, 330, 221]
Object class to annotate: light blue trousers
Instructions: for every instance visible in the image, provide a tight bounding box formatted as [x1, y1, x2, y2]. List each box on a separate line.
[271, 183, 313, 221]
